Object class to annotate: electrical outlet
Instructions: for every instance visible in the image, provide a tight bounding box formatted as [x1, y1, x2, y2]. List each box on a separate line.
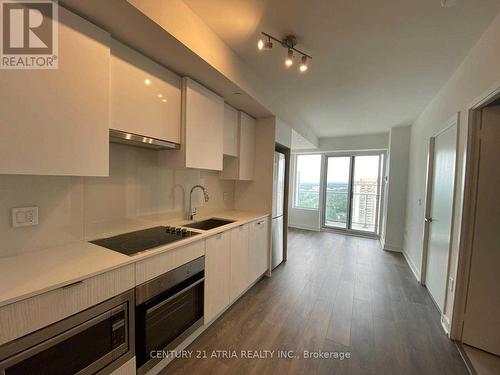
[12, 207, 39, 227]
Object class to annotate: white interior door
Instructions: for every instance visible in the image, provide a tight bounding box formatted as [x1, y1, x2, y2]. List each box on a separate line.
[425, 124, 457, 312]
[462, 106, 500, 356]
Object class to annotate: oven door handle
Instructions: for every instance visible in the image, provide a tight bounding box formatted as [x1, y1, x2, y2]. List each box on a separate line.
[146, 277, 205, 315]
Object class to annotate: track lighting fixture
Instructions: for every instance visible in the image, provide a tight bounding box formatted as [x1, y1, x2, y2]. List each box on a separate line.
[257, 32, 312, 72]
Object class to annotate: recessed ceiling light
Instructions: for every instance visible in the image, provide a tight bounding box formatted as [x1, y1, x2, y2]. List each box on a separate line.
[157, 94, 163, 98]
[144, 78, 151, 85]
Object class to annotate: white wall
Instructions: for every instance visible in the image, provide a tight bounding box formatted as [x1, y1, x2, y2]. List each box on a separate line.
[381, 126, 411, 252]
[289, 207, 321, 231]
[275, 118, 292, 149]
[0, 143, 235, 257]
[289, 133, 389, 231]
[297, 133, 388, 153]
[404, 12, 500, 324]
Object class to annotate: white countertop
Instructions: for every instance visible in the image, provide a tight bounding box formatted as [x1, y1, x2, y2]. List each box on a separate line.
[0, 210, 269, 308]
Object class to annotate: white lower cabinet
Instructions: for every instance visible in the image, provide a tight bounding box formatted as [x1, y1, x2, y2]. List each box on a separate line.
[204, 218, 270, 315]
[204, 232, 231, 323]
[248, 218, 269, 283]
[229, 224, 250, 302]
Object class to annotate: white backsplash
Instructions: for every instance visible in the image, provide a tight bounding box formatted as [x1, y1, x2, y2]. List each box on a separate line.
[0, 143, 235, 257]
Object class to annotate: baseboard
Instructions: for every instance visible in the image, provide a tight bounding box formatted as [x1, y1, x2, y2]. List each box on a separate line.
[381, 241, 403, 252]
[402, 250, 421, 283]
[288, 223, 320, 232]
[441, 314, 451, 336]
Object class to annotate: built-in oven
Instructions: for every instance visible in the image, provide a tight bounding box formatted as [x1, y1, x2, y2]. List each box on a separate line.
[0, 290, 134, 375]
[135, 256, 205, 375]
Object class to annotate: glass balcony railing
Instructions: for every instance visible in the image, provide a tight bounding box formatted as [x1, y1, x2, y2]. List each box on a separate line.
[325, 190, 348, 228]
[295, 189, 320, 209]
[295, 186, 380, 233]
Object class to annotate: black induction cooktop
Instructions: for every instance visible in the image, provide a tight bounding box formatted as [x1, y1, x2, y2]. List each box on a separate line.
[90, 226, 199, 256]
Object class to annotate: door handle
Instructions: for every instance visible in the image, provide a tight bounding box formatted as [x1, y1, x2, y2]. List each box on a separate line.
[425, 217, 433, 223]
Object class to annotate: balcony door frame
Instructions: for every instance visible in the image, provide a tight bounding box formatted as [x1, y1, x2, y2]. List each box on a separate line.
[320, 151, 386, 238]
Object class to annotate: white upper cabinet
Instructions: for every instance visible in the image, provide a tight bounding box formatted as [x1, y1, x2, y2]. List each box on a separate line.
[162, 77, 224, 171]
[239, 112, 256, 180]
[223, 104, 239, 157]
[220, 111, 256, 180]
[110, 39, 181, 143]
[0, 6, 110, 176]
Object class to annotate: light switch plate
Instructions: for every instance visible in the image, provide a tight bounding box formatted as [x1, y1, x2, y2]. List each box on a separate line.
[12, 206, 39, 227]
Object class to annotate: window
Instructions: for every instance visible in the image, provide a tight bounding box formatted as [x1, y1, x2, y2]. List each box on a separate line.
[294, 154, 321, 209]
[323, 153, 384, 235]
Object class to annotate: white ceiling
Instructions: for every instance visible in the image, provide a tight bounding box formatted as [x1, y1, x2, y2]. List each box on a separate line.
[183, 0, 500, 137]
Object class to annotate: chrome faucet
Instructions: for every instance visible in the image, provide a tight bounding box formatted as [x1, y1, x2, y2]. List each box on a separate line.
[188, 185, 209, 220]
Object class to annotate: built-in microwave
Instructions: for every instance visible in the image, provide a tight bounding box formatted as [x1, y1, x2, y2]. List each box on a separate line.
[0, 290, 135, 375]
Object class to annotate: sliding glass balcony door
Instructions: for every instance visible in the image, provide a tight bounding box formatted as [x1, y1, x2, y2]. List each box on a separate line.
[323, 153, 384, 235]
[324, 157, 351, 229]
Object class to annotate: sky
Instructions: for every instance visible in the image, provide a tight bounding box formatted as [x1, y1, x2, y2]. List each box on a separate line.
[297, 154, 381, 183]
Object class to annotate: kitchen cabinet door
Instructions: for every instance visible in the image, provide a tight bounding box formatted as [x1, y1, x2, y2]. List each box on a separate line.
[204, 232, 231, 323]
[0, 6, 110, 176]
[229, 224, 250, 302]
[110, 39, 181, 144]
[162, 77, 224, 171]
[220, 111, 256, 180]
[239, 112, 256, 180]
[223, 104, 239, 157]
[248, 218, 269, 283]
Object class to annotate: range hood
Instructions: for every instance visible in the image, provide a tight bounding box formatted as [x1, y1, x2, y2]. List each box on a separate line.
[109, 129, 180, 150]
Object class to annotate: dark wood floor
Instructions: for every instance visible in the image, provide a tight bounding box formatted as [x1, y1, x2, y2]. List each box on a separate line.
[163, 228, 469, 375]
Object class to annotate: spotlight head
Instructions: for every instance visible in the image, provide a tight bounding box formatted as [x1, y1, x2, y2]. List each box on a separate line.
[257, 39, 264, 50]
[285, 49, 294, 67]
[299, 55, 308, 72]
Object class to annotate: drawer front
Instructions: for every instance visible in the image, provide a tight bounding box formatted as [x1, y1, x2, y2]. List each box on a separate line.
[0, 264, 135, 346]
[135, 240, 206, 285]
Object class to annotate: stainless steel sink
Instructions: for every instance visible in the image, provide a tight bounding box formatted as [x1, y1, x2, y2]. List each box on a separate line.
[181, 218, 235, 231]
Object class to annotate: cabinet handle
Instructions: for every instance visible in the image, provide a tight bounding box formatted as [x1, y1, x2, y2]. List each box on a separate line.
[62, 280, 84, 289]
[257, 220, 265, 225]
